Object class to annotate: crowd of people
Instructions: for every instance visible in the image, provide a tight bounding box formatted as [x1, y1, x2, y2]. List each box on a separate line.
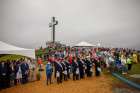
[0, 46, 139, 88]
[46, 56, 99, 85]
[0, 58, 36, 89]
[45, 47, 140, 85]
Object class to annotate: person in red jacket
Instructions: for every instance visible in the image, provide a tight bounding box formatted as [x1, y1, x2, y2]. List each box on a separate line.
[37, 58, 43, 70]
[69, 54, 73, 64]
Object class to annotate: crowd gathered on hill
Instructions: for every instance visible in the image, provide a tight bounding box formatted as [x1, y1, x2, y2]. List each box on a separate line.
[0, 46, 139, 89]
[44, 47, 140, 85]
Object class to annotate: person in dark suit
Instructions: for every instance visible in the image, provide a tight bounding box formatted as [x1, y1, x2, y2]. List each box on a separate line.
[54, 60, 57, 78]
[25, 61, 29, 83]
[55, 60, 63, 84]
[21, 61, 26, 84]
[0, 62, 8, 89]
[95, 58, 101, 76]
[61, 59, 68, 81]
[64, 57, 71, 79]
[9, 62, 16, 87]
[85, 57, 93, 77]
[78, 58, 85, 79]
[72, 58, 79, 80]
[21, 59, 29, 84]
[7, 61, 11, 88]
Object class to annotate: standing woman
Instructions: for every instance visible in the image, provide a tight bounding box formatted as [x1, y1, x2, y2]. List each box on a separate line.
[30, 60, 36, 81]
[16, 63, 22, 84]
[132, 51, 138, 64]
[121, 55, 127, 75]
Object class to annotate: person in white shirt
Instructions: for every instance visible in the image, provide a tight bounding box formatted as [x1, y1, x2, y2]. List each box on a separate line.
[121, 55, 128, 74]
[16, 63, 22, 84]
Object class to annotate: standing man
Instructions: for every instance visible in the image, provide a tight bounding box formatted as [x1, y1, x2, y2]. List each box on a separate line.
[61, 59, 68, 81]
[127, 55, 133, 71]
[21, 59, 29, 84]
[85, 57, 93, 77]
[64, 57, 71, 79]
[46, 62, 53, 85]
[72, 58, 79, 80]
[78, 57, 85, 79]
[95, 57, 101, 76]
[0, 62, 8, 89]
[56, 59, 63, 84]
[37, 58, 43, 71]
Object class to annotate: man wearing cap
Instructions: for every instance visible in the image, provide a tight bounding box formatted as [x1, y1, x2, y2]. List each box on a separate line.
[64, 57, 71, 79]
[78, 57, 85, 79]
[72, 58, 79, 80]
[61, 58, 68, 81]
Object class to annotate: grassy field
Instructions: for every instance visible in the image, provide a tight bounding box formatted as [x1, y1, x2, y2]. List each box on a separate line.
[129, 63, 140, 74]
[116, 63, 140, 84]
[126, 63, 140, 84]
[102, 62, 140, 86]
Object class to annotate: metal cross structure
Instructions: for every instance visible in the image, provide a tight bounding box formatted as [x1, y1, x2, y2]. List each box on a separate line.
[49, 17, 58, 43]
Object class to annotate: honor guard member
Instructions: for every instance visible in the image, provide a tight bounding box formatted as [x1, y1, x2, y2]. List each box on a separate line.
[56, 59, 63, 84]
[72, 58, 79, 80]
[85, 56, 93, 77]
[64, 57, 71, 79]
[78, 57, 85, 79]
[61, 59, 68, 81]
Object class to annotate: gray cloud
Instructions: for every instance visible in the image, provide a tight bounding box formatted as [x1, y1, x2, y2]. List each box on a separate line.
[0, 0, 140, 49]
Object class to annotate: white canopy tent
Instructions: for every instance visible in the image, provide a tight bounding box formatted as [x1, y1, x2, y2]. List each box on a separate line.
[74, 41, 96, 47]
[0, 41, 35, 59]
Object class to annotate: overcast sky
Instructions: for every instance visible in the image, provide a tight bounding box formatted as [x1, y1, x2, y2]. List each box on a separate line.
[0, 0, 140, 49]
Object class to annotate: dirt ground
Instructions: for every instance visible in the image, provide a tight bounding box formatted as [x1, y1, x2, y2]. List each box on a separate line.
[0, 70, 139, 93]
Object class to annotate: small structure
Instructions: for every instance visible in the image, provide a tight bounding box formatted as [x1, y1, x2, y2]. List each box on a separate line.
[74, 41, 96, 47]
[0, 41, 35, 59]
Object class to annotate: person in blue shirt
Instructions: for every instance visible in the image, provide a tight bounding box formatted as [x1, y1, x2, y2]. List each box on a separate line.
[114, 57, 122, 72]
[21, 60, 29, 84]
[46, 62, 53, 85]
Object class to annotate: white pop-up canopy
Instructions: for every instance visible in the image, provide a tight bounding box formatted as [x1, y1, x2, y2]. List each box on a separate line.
[74, 41, 96, 47]
[0, 41, 35, 59]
